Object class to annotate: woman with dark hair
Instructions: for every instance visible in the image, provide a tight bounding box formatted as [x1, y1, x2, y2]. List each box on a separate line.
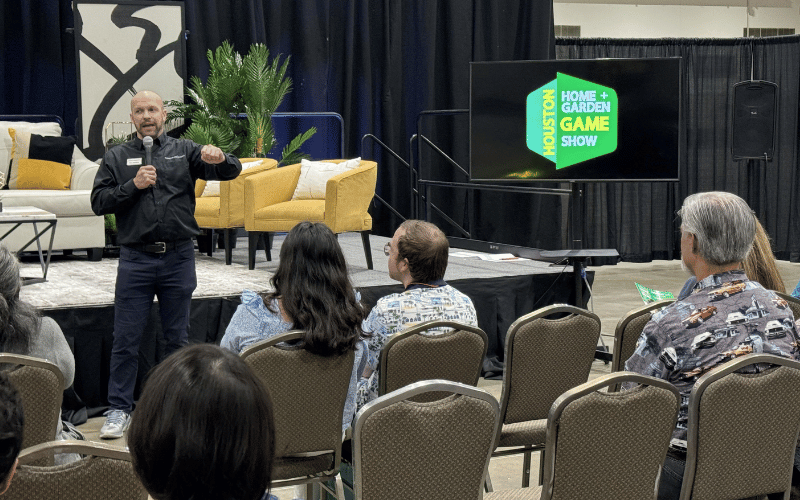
[127, 344, 275, 500]
[0, 245, 77, 450]
[221, 222, 367, 431]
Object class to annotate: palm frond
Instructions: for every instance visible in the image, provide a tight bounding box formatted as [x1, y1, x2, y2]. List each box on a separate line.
[278, 127, 316, 166]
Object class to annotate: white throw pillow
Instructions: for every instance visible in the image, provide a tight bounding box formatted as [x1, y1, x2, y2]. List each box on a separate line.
[0, 121, 63, 183]
[201, 159, 264, 197]
[291, 158, 362, 200]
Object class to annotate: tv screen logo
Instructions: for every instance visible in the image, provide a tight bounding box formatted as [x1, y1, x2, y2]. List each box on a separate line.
[526, 73, 618, 169]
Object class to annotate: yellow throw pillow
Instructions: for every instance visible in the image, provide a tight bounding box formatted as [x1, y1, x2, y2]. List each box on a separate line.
[9, 128, 74, 189]
[16, 158, 72, 190]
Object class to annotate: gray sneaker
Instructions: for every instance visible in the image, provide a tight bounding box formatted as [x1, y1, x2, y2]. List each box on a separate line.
[99, 409, 130, 439]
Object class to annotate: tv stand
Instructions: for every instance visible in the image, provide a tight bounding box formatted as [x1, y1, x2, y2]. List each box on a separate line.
[539, 249, 619, 306]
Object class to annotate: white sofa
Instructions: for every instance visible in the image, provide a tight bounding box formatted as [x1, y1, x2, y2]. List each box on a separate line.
[0, 120, 105, 260]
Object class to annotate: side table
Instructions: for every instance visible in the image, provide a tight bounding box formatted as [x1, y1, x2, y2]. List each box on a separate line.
[0, 206, 58, 285]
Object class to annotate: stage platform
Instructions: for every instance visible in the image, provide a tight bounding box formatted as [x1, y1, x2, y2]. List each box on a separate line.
[18, 232, 592, 410]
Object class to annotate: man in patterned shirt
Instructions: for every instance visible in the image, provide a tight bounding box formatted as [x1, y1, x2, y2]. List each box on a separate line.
[355, 220, 478, 410]
[624, 191, 798, 500]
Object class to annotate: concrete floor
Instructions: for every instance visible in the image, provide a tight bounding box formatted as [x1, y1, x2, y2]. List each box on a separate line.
[77, 259, 800, 498]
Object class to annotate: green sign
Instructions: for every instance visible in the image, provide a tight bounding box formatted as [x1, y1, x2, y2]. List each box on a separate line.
[635, 282, 675, 304]
[526, 73, 618, 169]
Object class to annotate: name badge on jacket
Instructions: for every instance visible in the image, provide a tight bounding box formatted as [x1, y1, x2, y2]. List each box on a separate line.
[127, 158, 143, 166]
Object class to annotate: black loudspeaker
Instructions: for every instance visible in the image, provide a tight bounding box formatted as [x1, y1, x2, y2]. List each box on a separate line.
[731, 81, 778, 160]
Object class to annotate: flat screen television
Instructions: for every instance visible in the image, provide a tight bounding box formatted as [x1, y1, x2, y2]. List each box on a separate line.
[470, 58, 682, 182]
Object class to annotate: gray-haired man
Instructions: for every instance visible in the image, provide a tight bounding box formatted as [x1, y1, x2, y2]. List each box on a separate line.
[624, 191, 798, 499]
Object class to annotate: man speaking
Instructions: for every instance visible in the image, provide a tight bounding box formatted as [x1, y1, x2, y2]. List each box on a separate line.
[91, 90, 241, 438]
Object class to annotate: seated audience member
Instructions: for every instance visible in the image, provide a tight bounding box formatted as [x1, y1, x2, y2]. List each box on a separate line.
[355, 219, 478, 410]
[0, 245, 77, 446]
[678, 217, 786, 299]
[221, 221, 367, 432]
[127, 344, 275, 500]
[0, 372, 23, 495]
[624, 191, 798, 500]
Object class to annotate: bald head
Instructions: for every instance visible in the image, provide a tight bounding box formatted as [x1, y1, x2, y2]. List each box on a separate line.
[131, 91, 163, 111]
[130, 91, 167, 139]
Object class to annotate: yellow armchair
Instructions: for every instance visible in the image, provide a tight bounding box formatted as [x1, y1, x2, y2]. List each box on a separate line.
[194, 157, 278, 264]
[244, 159, 378, 270]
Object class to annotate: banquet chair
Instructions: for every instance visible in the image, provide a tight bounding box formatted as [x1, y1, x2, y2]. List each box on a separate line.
[4, 440, 147, 500]
[608, 299, 674, 391]
[0, 353, 64, 465]
[679, 353, 800, 500]
[379, 320, 488, 402]
[484, 372, 680, 500]
[194, 157, 277, 265]
[240, 331, 354, 500]
[352, 380, 499, 500]
[489, 304, 601, 488]
[243, 159, 377, 270]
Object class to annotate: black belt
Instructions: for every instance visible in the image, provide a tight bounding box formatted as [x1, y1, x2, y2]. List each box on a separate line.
[125, 240, 190, 254]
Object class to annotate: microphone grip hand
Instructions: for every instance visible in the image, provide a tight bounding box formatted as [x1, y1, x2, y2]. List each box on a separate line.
[134, 165, 157, 189]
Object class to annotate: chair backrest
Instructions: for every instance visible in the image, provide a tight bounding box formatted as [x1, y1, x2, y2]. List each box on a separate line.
[774, 291, 800, 322]
[680, 353, 800, 500]
[612, 299, 674, 374]
[0, 354, 64, 451]
[4, 440, 148, 500]
[353, 380, 499, 500]
[379, 320, 488, 403]
[498, 304, 601, 426]
[609, 299, 674, 391]
[540, 372, 680, 500]
[240, 331, 354, 458]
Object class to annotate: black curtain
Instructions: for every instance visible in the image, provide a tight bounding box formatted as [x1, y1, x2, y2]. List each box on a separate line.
[249, 0, 558, 244]
[556, 37, 800, 262]
[0, 1, 78, 134]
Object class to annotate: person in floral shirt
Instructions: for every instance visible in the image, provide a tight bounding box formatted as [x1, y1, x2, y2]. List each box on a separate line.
[355, 220, 478, 410]
[624, 192, 798, 500]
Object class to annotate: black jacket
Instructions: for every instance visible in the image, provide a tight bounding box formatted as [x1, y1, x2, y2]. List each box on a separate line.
[91, 134, 241, 246]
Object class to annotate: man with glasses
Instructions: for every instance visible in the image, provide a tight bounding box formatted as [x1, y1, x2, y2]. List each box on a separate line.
[355, 220, 478, 410]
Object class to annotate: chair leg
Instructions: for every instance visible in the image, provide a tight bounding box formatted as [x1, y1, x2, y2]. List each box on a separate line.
[335, 476, 345, 500]
[265, 232, 272, 261]
[484, 471, 494, 492]
[360, 231, 373, 270]
[207, 229, 214, 257]
[538, 449, 545, 485]
[248, 232, 260, 270]
[306, 482, 314, 499]
[522, 446, 532, 487]
[224, 229, 232, 265]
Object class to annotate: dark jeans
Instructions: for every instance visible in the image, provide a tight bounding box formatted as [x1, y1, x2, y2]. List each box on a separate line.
[658, 453, 686, 500]
[107, 240, 197, 412]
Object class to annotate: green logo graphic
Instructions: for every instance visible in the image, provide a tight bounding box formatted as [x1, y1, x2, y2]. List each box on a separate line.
[526, 73, 618, 169]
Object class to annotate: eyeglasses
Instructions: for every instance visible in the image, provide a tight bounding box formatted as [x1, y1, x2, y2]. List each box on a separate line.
[384, 242, 391, 256]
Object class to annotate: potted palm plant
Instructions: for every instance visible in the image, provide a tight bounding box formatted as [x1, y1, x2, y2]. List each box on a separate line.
[166, 41, 315, 164]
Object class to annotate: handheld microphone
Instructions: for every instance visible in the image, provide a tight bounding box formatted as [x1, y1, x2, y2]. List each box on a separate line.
[143, 136, 153, 166]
